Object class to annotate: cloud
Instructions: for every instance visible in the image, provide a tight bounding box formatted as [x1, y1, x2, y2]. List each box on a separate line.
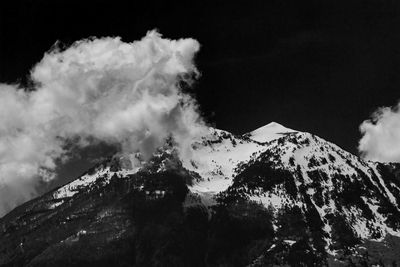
[359, 104, 400, 162]
[0, 31, 206, 217]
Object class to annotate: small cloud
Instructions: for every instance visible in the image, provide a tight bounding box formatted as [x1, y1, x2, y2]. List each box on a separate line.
[359, 104, 400, 162]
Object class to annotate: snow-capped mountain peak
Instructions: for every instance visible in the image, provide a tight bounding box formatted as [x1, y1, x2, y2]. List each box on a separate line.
[248, 121, 297, 143]
[182, 122, 299, 197]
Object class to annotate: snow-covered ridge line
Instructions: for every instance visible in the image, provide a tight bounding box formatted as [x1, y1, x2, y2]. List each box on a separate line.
[50, 122, 298, 208]
[53, 167, 112, 199]
[52, 164, 139, 201]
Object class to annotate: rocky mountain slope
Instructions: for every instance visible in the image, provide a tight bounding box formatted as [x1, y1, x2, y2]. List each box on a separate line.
[1, 122, 400, 266]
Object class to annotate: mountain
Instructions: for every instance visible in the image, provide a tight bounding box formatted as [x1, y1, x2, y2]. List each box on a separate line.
[1, 122, 400, 266]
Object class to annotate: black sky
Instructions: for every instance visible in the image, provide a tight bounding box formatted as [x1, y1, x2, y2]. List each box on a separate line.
[1, 0, 400, 159]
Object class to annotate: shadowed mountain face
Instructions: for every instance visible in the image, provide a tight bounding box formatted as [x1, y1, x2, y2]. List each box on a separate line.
[1, 123, 400, 266]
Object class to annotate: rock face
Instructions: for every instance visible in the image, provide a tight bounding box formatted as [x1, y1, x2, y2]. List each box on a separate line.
[1, 122, 400, 266]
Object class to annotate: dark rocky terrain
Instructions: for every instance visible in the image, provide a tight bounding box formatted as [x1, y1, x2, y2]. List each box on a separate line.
[1, 123, 400, 266]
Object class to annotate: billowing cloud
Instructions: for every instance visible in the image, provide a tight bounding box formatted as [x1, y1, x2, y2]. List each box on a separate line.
[359, 104, 400, 162]
[0, 31, 206, 216]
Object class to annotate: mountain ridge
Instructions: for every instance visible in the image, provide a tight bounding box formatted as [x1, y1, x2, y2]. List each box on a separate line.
[1, 122, 400, 266]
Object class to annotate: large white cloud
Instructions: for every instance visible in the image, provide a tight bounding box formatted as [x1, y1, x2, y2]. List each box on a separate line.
[359, 104, 400, 162]
[0, 31, 206, 216]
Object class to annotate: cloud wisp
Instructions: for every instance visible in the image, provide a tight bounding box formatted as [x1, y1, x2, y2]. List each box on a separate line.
[0, 31, 206, 216]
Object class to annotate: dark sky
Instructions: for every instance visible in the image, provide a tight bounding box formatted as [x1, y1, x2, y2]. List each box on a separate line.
[1, 0, 400, 159]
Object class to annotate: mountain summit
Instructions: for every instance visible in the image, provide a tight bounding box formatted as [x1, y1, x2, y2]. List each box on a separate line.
[248, 122, 297, 142]
[1, 123, 400, 266]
